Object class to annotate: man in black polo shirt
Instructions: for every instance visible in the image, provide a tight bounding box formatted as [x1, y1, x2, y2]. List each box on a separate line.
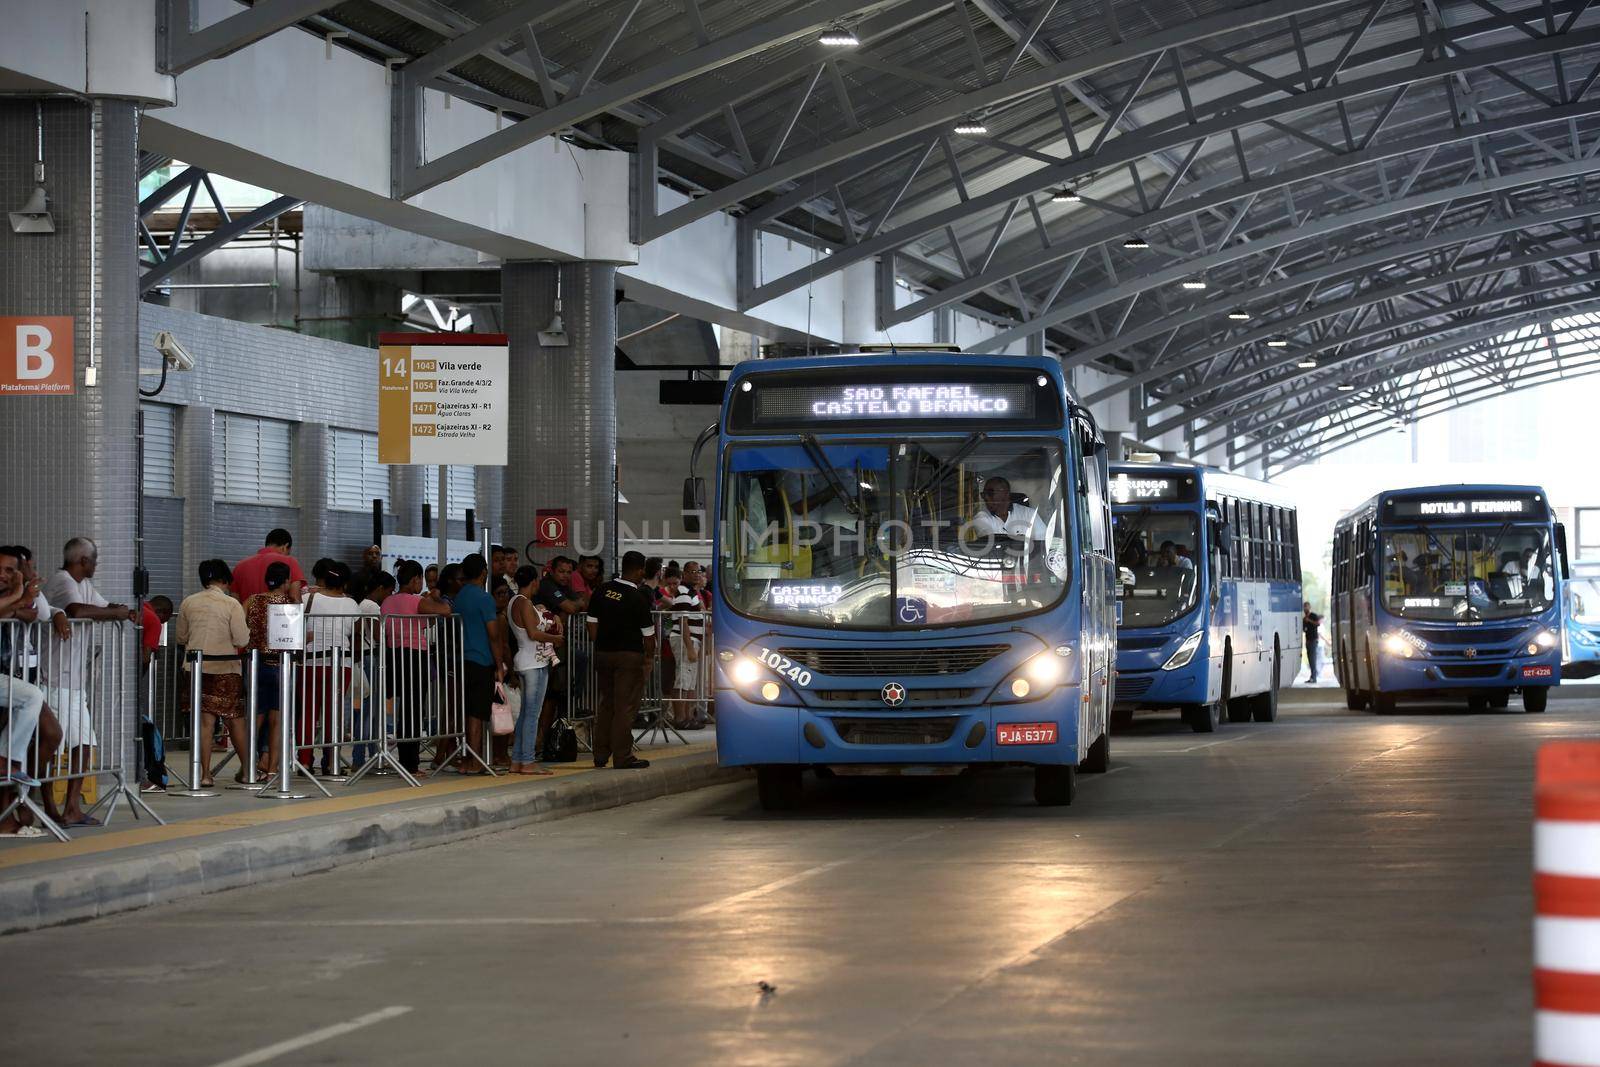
[586, 551, 656, 769]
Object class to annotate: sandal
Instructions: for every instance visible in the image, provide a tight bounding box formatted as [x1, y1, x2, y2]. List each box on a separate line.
[1, 825, 46, 839]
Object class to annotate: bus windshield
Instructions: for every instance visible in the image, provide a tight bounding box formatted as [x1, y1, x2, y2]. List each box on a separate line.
[1382, 524, 1554, 621]
[1112, 509, 1201, 627]
[1571, 576, 1600, 623]
[719, 437, 1070, 629]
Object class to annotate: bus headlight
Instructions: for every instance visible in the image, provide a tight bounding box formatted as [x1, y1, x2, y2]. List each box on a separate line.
[1534, 629, 1558, 650]
[996, 652, 1069, 703]
[730, 657, 761, 686]
[760, 681, 782, 702]
[1382, 632, 1416, 658]
[1161, 631, 1204, 671]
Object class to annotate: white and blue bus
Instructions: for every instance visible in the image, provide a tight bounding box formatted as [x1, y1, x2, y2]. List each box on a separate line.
[1564, 563, 1600, 679]
[1110, 462, 1303, 733]
[1331, 485, 1567, 713]
[694, 352, 1117, 809]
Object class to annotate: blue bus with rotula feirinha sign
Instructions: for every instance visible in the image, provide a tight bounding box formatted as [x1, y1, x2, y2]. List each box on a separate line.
[1331, 485, 1569, 713]
[1109, 461, 1303, 733]
[686, 351, 1117, 809]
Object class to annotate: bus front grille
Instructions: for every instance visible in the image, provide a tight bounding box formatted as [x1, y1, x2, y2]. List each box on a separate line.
[1422, 627, 1521, 646]
[1115, 673, 1155, 697]
[1436, 663, 1508, 680]
[814, 688, 980, 705]
[1117, 634, 1170, 651]
[779, 645, 1009, 676]
[833, 718, 959, 745]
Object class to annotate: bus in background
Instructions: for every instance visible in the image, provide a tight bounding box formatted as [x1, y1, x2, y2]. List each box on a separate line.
[1109, 462, 1303, 733]
[1564, 562, 1600, 679]
[693, 353, 1116, 809]
[1331, 485, 1568, 713]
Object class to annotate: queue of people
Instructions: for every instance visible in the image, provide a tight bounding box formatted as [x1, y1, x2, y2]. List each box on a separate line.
[0, 528, 716, 838]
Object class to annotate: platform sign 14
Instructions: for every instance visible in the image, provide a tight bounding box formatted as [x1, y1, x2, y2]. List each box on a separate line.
[377, 333, 508, 466]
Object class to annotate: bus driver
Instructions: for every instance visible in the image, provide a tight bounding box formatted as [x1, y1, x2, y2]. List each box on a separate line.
[972, 476, 1047, 540]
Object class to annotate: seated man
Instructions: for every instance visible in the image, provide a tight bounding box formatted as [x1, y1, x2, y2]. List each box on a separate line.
[970, 477, 1047, 540]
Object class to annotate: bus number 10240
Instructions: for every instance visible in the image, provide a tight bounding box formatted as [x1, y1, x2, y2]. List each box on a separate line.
[757, 648, 813, 688]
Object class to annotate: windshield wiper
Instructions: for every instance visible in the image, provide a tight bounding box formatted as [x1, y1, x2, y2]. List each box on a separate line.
[913, 431, 988, 498]
[798, 433, 860, 518]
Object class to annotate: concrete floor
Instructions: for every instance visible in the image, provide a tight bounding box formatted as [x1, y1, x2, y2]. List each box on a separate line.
[3, 690, 1593, 1065]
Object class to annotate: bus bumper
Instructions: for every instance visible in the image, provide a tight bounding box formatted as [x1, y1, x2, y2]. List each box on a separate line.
[1376, 651, 1561, 691]
[1111, 666, 1199, 709]
[713, 685, 1085, 768]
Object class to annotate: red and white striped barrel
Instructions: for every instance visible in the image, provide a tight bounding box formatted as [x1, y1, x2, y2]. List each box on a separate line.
[1536, 742, 1600, 1066]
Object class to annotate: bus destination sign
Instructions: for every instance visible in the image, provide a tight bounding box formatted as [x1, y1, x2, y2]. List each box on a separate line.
[757, 382, 1031, 421]
[727, 366, 1062, 433]
[1110, 472, 1197, 504]
[1390, 493, 1545, 520]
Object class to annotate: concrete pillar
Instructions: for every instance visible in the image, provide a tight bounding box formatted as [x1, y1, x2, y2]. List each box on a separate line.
[295, 423, 332, 570]
[476, 466, 504, 550]
[0, 98, 138, 590]
[390, 466, 425, 537]
[179, 404, 216, 595]
[502, 262, 617, 565]
[0, 98, 140, 772]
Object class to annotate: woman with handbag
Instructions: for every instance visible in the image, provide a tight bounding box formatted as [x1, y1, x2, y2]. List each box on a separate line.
[508, 566, 562, 775]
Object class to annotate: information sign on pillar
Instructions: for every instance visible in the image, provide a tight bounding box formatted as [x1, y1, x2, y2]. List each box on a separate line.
[0, 316, 74, 395]
[536, 509, 569, 548]
[376, 333, 508, 465]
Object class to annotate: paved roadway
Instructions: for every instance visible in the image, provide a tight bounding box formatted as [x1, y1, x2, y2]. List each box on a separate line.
[4, 689, 1594, 1065]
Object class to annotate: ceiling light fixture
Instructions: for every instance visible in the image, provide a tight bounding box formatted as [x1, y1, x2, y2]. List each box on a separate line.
[1180, 279, 1208, 291]
[1297, 358, 1318, 368]
[1337, 383, 1355, 391]
[1266, 338, 1289, 348]
[819, 24, 859, 47]
[1227, 308, 1250, 320]
[953, 116, 988, 135]
[1051, 187, 1081, 203]
[1123, 235, 1149, 249]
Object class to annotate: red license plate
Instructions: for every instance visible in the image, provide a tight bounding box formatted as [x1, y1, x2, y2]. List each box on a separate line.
[996, 722, 1058, 745]
[1522, 665, 1554, 679]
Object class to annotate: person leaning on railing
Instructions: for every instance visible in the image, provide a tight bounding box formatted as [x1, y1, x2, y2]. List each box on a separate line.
[174, 559, 250, 789]
[0, 546, 65, 836]
[43, 537, 135, 825]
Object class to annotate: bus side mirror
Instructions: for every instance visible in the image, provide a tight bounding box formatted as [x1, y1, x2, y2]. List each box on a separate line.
[682, 477, 707, 536]
[681, 479, 707, 537]
[1212, 520, 1233, 556]
[1557, 522, 1572, 580]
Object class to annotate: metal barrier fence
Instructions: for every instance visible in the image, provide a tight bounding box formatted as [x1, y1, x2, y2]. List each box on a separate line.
[1, 618, 161, 841]
[3, 603, 714, 838]
[553, 609, 715, 749]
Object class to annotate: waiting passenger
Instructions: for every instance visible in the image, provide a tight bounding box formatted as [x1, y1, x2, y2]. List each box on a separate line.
[971, 477, 1046, 539]
[43, 537, 135, 825]
[243, 561, 296, 780]
[175, 559, 250, 790]
[232, 529, 305, 603]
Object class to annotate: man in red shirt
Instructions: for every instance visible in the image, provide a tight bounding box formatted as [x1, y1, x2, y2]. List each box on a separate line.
[140, 596, 172, 665]
[232, 529, 306, 602]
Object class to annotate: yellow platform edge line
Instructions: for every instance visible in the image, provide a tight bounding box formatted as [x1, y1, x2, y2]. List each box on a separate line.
[0, 742, 715, 872]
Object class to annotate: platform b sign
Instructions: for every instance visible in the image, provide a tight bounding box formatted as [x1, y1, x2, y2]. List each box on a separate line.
[0, 317, 74, 395]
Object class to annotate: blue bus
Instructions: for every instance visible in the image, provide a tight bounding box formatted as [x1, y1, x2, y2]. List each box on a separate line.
[1331, 485, 1568, 713]
[1109, 462, 1303, 733]
[1564, 563, 1600, 679]
[692, 352, 1117, 809]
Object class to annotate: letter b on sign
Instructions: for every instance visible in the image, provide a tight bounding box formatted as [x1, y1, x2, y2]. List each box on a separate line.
[0, 317, 74, 394]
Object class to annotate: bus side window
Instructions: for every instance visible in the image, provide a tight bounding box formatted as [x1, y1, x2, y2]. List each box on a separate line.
[1266, 505, 1280, 579]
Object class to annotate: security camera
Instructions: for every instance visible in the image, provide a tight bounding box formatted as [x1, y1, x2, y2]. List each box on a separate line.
[154, 331, 195, 372]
